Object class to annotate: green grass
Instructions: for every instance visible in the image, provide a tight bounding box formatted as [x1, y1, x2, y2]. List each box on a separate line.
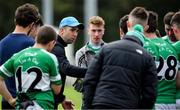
[58, 86, 82, 109]
[0, 86, 82, 110]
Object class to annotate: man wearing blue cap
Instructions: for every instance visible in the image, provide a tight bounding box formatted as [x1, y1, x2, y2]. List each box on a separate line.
[51, 16, 87, 109]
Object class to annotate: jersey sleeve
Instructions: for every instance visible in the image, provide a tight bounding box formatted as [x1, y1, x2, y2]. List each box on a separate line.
[0, 56, 15, 79]
[49, 54, 62, 85]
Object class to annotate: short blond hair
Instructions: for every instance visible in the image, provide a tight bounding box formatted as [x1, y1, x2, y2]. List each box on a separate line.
[88, 16, 105, 26]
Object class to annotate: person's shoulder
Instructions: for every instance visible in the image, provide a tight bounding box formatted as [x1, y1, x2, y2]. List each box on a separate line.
[154, 37, 172, 46]
[102, 40, 121, 49]
[12, 47, 30, 59]
[54, 40, 64, 49]
[0, 33, 13, 43]
[25, 36, 35, 44]
[101, 40, 107, 46]
[151, 37, 163, 43]
[41, 49, 58, 61]
[173, 41, 180, 53]
[173, 41, 180, 47]
[76, 45, 86, 53]
[161, 35, 168, 40]
[52, 41, 65, 54]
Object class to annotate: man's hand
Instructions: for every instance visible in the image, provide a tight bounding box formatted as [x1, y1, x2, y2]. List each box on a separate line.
[62, 99, 75, 110]
[8, 98, 16, 107]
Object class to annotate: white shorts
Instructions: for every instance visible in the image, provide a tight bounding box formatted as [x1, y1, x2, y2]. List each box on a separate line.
[155, 103, 176, 110]
[176, 99, 180, 109]
[26, 101, 43, 110]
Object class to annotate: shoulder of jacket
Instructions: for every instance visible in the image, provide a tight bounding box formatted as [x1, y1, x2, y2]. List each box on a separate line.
[77, 45, 88, 53]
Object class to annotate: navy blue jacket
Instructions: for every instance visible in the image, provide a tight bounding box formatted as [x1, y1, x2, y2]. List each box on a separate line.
[0, 33, 34, 101]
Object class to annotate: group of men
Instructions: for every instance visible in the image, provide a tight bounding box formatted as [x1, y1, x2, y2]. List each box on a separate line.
[0, 3, 86, 110]
[117, 8, 180, 109]
[0, 3, 180, 110]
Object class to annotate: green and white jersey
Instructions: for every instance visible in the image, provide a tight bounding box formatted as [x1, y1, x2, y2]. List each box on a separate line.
[173, 41, 180, 68]
[162, 35, 177, 44]
[0, 47, 62, 109]
[172, 41, 180, 99]
[162, 36, 172, 44]
[151, 37, 178, 104]
[173, 41, 180, 56]
[143, 37, 159, 61]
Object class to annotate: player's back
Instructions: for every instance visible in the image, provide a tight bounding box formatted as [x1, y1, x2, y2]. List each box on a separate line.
[12, 47, 60, 109]
[144, 37, 159, 61]
[151, 37, 178, 104]
[13, 47, 58, 92]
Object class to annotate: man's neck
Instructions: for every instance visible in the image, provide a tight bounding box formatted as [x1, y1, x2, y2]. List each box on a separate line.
[13, 25, 29, 35]
[89, 39, 102, 47]
[144, 32, 157, 39]
[33, 43, 47, 51]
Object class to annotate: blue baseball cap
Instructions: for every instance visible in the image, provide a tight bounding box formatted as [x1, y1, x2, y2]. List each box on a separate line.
[59, 16, 84, 30]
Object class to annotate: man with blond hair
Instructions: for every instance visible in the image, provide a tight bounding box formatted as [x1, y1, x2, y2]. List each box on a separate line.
[82, 7, 157, 109]
[73, 16, 106, 92]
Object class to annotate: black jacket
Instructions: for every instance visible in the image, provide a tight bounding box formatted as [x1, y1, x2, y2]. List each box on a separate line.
[83, 35, 157, 109]
[51, 35, 87, 103]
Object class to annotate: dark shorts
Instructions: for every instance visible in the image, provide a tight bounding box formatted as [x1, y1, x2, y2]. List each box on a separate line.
[2, 101, 15, 109]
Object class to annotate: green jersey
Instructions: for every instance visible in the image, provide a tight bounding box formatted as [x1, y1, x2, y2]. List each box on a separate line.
[143, 37, 159, 61]
[172, 41, 180, 99]
[0, 47, 62, 109]
[162, 36, 172, 44]
[151, 37, 178, 104]
[173, 41, 180, 55]
[162, 35, 177, 44]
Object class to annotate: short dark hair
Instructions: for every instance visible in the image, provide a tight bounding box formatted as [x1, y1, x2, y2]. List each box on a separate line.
[163, 12, 175, 25]
[35, 14, 43, 26]
[171, 11, 180, 28]
[129, 7, 149, 27]
[146, 11, 158, 33]
[119, 15, 128, 34]
[36, 26, 57, 44]
[15, 3, 40, 28]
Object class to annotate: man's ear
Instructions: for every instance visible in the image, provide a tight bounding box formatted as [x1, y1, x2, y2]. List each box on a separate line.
[144, 25, 149, 32]
[119, 28, 125, 39]
[59, 28, 65, 35]
[127, 21, 130, 29]
[28, 22, 34, 29]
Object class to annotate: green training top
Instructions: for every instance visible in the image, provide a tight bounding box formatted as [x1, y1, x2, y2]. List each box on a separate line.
[151, 37, 178, 104]
[172, 41, 180, 99]
[162, 35, 177, 44]
[0, 47, 62, 109]
[143, 37, 159, 61]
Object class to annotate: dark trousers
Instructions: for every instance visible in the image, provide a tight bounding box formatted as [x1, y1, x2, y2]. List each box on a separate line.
[2, 101, 15, 110]
[93, 104, 119, 109]
[54, 103, 58, 110]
